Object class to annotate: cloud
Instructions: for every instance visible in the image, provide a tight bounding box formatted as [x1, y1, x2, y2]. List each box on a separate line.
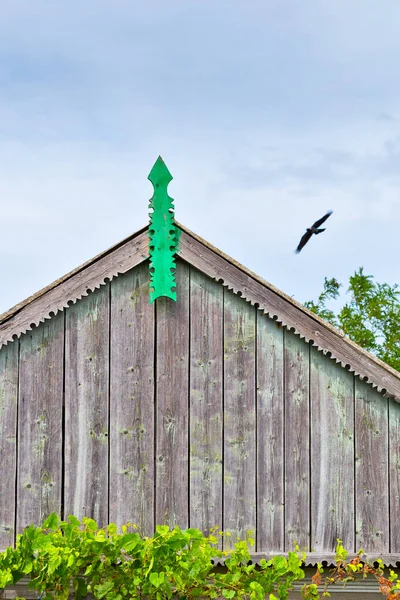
[1, 0, 400, 313]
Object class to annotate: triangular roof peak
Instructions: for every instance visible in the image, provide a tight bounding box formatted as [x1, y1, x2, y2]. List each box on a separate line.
[1, 219, 400, 401]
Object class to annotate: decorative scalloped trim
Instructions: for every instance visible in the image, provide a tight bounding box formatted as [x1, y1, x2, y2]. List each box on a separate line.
[0, 276, 116, 347]
[211, 553, 400, 568]
[205, 273, 389, 397]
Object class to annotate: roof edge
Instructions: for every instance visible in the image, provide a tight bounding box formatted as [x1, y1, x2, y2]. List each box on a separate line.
[0, 225, 149, 346]
[176, 221, 400, 390]
[1, 220, 399, 401]
[0, 224, 148, 327]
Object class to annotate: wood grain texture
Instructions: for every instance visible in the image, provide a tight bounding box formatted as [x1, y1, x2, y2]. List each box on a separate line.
[177, 230, 400, 401]
[109, 263, 155, 534]
[155, 259, 190, 527]
[0, 230, 148, 347]
[17, 314, 64, 532]
[355, 380, 389, 551]
[389, 398, 400, 551]
[64, 285, 110, 525]
[189, 268, 223, 536]
[284, 328, 310, 551]
[256, 314, 284, 552]
[0, 343, 19, 549]
[223, 288, 256, 548]
[310, 347, 354, 552]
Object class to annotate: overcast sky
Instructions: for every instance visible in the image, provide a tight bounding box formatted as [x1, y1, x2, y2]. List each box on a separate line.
[1, 0, 400, 314]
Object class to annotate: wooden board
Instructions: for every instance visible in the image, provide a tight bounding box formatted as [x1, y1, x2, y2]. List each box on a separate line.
[189, 268, 223, 536]
[355, 380, 389, 551]
[109, 263, 155, 534]
[223, 289, 256, 548]
[310, 347, 354, 552]
[64, 285, 110, 525]
[17, 314, 64, 532]
[0, 343, 19, 549]
[155, 259, 190, 527]
[284, 328, 310, 551]
[389, 398, 400, 551]
[256, 314, 284, 551]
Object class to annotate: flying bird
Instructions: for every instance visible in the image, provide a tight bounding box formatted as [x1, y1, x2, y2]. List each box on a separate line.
[295, 210, 333, 254]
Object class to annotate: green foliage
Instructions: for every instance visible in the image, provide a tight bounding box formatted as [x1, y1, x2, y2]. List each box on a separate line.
[302, 540, 400, 599]
[2, 519, 399, 599]
[305, 267, 400, 371]
[0, 515, 306, 600]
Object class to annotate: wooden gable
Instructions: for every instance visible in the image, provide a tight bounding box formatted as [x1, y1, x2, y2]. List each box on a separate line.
[0, 223, 400, 568]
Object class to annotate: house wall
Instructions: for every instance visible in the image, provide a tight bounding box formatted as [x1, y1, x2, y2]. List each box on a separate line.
[0, 258, 399, 556]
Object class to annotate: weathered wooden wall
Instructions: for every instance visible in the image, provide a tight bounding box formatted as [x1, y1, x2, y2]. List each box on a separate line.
[0, 259, 398, 555]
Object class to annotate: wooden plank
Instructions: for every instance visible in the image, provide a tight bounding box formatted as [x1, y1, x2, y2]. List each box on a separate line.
[109, 263, 155, 534]
[0, 230, 148, 347]
[64, 285, 110, 525]
[256, 314, 284, 552]
[310, 347, 354, 552]
[284, 328, 310, 551]
[0, 342, 19, 549]
[155, 259, 190, 527]
[17, 314, 64, 532]
[177, 230, 400, 401]
[355, 380, 389, 551]
[389, 398, 400, 551]
[189, 268, 223, 536]
[223, 288, 256, 547]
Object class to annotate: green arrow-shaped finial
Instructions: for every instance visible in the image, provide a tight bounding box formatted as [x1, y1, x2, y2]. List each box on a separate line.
[148, 156, 177, 303]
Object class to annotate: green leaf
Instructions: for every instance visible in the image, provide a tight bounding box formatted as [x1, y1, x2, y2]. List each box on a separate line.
[186, 528, 203, 539]
[107, 523, 117, 536]
[222, 589, 235, 598]
[48, 554, 62, 574]
[67, 553, 75, 568]
[42, 513, 59, 530]
[120, 533, 139, 552]
[22, 561, 33, 575]
[82, 517, 98, 532]
[94, 580, 114, 599]
[149, 572, 165, 588]
[249, 581, 264, 600]
[94, 531, 107, 543]
[155, 525, 170, 535]
[0, 568, 13, 589]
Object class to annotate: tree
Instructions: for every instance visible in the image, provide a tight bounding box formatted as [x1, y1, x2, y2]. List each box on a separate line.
[304, 267, 400, 372]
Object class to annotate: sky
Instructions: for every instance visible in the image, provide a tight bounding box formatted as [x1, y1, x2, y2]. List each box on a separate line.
[1, 0, 400, 314]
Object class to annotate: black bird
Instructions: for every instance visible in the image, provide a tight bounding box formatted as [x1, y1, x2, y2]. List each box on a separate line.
[295, 210, 333, 254]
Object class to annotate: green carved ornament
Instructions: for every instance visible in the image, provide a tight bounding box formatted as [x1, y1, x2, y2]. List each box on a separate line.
[148, 156, 177, 303]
